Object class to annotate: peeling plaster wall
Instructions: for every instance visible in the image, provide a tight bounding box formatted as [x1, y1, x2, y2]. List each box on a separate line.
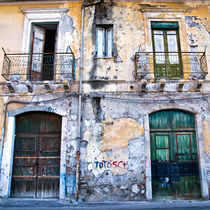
[83, 2, 145, 85]
[185, 4, 210, 79]
[82, 1, 210, 92]
[0, 0, 210, 202]
[76, 92, 210, 201]
[80, 97, 146, 201]
[0, 3, 82, 82]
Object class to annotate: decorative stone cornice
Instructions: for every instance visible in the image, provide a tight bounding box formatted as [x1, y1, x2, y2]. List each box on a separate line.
[22, 8, 69, 15]
[140, 7, 187, 13]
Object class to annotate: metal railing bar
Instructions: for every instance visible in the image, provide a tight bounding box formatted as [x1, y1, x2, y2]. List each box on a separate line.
[135, 51, 206, 54]
[5, 52, 74, 56]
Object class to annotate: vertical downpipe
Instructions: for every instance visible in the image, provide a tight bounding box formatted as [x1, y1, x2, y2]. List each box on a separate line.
[75, 5, 85, 202]
[75, 1, 101, 202]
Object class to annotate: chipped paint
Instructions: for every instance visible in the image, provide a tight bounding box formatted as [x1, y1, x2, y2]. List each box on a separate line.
[0, 0, 210, 202]
[203, 121, 210, 156]
[101, 118, 144, 151]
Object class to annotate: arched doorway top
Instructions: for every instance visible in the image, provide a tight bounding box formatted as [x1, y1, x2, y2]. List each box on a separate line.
[149, 109, 195, 130]
[15, 111, 62, 133]
[150, 108, 194, 116]
[147, 103, 201, 116]
[8, 105, 66, 117]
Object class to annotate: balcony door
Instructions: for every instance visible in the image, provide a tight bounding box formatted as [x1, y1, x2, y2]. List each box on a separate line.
[152, 22, 183, 79]
[30, 23, 58, 81]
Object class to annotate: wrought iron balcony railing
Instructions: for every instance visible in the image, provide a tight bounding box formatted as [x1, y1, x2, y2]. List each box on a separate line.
[134, 51, 208, 80]
[2, 51, 75, 81]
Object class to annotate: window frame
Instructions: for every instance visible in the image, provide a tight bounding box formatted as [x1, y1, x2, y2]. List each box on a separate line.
[95, 25, 113, 58]
[22, 8, 68, 55]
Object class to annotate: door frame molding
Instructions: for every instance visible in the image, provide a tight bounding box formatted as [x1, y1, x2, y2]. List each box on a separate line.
[0, 106, 67, 199]
[144, 105, 209, 200]
[21, 8, 69, 54]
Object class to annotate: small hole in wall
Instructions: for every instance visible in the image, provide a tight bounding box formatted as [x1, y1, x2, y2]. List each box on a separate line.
[106, 172, 109, 175]
[130, 85, 134, 90]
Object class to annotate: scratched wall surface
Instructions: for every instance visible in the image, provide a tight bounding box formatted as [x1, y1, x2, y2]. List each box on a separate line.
[80, 97, 146, 201]
[78, 93, 210, 201]
[0, 0, 210, 202]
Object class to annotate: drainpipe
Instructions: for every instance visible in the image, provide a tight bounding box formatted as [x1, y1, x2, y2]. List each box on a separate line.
[0, 100, 32, 186]
[75, 0, 101, 202]
[0, 101, 25, 172]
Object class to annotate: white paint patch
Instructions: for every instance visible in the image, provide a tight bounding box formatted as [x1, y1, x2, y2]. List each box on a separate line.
[132, 184, 140, 194]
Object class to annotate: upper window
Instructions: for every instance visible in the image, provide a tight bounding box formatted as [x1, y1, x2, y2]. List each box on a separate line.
[30, 23, 58, 81]
[96, 25, 113, 58]
[152, 22, 182, 79]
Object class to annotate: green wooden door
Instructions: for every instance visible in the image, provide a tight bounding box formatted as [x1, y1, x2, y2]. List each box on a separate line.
[150, 110, 200, 199]
[11, 112, 61, 198]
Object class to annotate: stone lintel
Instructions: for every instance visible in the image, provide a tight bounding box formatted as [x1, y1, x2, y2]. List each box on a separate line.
[6, 82, 15, 93]
[196, 80, 204, 91]
[178, 80, 185, 92]
[44, 81, 52, 92]
[140, 79, 147, 92]
[159, 79, 165, 92]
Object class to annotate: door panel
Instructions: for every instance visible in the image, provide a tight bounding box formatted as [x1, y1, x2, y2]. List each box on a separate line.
[11, 178, 36, 198]
[152, 134, 175, 198]
[151, 132, 200, 199]
[153, 28, 182, 79]
[37, 136, 60, 198]
[30, 25, 45, 81]
[155, 135, 169, 161]
[11, 112, 61, 198]
[11, 136, 38, 198]
[37, 178, 59, 198]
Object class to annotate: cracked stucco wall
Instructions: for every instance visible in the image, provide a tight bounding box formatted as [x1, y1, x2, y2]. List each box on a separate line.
[77, 92, 210, 201]
[0, 0, 210, 202]
[80, 97, 146, 201]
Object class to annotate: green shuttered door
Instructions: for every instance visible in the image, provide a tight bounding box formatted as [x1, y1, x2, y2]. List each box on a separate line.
[150, 110, 200, 199]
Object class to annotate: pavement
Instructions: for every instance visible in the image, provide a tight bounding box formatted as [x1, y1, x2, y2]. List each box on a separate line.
[1, 199, 210, 210]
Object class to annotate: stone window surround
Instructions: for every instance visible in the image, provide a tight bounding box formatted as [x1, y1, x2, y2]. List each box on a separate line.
[140, 8, 190, 81]
[21, 8, 69, 54]
[0, 106, 67, 199]
[141, 8, 189, 52]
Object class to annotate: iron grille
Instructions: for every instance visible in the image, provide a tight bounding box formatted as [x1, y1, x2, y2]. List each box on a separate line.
[134, 51, 208, 80]
[2, 52, 75, 81]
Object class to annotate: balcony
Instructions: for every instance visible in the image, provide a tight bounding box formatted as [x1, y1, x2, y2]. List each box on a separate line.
[2, 51, 75, 81]
[134, 51, 208, 81]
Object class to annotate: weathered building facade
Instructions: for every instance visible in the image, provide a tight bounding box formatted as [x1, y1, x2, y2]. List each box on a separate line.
[0, 0, 210, 202]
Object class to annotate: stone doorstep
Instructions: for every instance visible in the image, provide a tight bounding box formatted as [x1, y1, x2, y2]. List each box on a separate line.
[1, 199, 210, 208]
